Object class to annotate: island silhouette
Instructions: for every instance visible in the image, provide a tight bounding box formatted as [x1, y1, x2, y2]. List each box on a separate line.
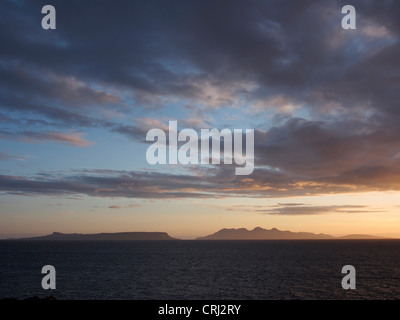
[196, 227, 386, 240]
[3, 227, 388, 240]
[11, 231, 178, 241]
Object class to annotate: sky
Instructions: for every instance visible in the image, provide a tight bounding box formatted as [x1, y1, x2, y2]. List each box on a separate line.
[1, 0, 400, 239]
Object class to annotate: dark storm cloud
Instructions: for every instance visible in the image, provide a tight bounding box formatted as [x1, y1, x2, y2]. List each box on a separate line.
[0, 61, 122, 128]
[2, 0, 400, 197]
[3, 0, 386, 113]
[0, 62, 121, 107]
[255, 117, 400, 176]
[2, 0, 400, 112]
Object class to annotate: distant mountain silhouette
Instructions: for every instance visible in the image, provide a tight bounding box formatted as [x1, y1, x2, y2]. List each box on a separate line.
[196, 227, 387, 240]
[338, 234, 385, 239]
[4, 228, 389, 241]
[12, 231, 177, 241]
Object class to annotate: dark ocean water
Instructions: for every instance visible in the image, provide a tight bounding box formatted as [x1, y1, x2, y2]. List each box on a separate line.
[0, 240, 399, 300]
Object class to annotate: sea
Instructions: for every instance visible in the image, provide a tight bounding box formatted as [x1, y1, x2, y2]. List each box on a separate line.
[0, 240, 399, 300]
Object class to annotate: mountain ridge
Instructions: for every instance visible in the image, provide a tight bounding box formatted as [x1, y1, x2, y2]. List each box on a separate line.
[5, 231, 178, 241]
[196, 227, 388, 240]
[2, 228, 391, 241]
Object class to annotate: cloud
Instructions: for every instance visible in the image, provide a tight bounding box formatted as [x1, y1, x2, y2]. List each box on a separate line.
[0, 152, 26, 161]
[113, 116, 216, 143]
[108, 204, 141, 209]
[224, 203, 386, 215]
[24, 131, 95, 147]
[127, 203, 141, 208]
[0, 130, 94, 147]
[4, 118, 400, 199]
[1, 0, 400, 199]
[261, 204, 385, 215]
[112, 117, 169, 141]
[0, 61, 124, 128]
[3, 0, 398, 121]
[1, 0, 399, 120]
[253, 117, 400, 188]
[0, 163, 398, 201]
[276, 203, 309, 207]
[108, 205, 122, 209]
